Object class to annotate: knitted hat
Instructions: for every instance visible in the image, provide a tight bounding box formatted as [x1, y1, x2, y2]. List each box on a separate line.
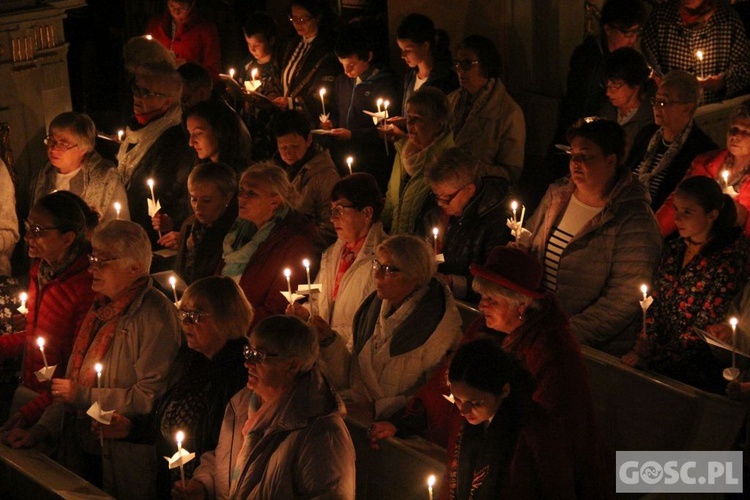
[470, 247, 545, 298]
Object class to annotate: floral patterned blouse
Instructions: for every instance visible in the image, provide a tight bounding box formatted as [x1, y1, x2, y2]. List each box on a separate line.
[641, 233, 749, 392]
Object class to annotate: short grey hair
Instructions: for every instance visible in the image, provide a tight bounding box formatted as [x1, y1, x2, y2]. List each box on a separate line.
[241, 162, 300, 211]
[425, 147, 479, 186]
[377, 234, 436, 288]
[92, 220, 152, 274]
[660, 70, 701, 109]
[181, 276, 254, 340]
[253, 315, 318, 372]
[49, 112, 96, 154]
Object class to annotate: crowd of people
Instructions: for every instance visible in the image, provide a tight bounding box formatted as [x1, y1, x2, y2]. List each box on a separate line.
[0, 0, 750, 498]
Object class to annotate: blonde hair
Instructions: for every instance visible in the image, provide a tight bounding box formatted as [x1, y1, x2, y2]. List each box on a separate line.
[377, 234, 436, 287]
[92, 220, 152, 274]
[240, 162, 300, 210]
[181, 276, 254, 340]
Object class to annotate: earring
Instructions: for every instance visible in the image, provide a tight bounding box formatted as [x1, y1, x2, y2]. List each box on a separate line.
[518, 313, 523, 321]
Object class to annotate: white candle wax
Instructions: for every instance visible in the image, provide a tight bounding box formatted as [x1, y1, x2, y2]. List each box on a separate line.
[376, 98, 383, 114]
[510, 200, 518, 225]
[284, 268, 292, 296]
[37, 337, 48, 369]
[169, 276, 179, 304]
[731, 317, 739, 370]
[319, 88, 327, 116]
[147, 178, 156, 204]
[432, 227, 439, 255]
[303, 259, 311, 292]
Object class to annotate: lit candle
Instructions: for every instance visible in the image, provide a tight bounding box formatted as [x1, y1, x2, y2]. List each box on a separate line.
[383, 100, 390, 119]
[303, 259, 312, 292]
[695, 50, 704, 79]
[36, 337, 48, 369]
[284, 268, 292, 297]
[722, 169, 730, 188]
[319, 88, 327, 116]
[640, 284, 648, 301]
[176, 430, 187, 489]
[95, 362, 103, 447]
[510, 200, 518, 225]
[518, 204, 526, 230]
[428, 475, 436, 500]
[114, 202, 121, 220]
[147, 178, 156, 205]
[251, 68, 258, 81]
[639, 284, 651, 337]
[169, 275, 179, 304]
[376, 98, 383, 114]
[382, 100, 390, 155]
[346, 156, 353, 175]
[229, 68, 236, 81]
[432, 227, 439, 255]
[117, 129, 124, 142]
[145, 34, 153, 41]
[18, 292, 28, 315]
[731, 317, 739, 371]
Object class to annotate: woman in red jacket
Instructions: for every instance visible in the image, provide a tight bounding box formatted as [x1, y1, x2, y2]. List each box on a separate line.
[146, 0, 221, 78]
[0, 192, 96, 431]
[656, 102, 750, 237]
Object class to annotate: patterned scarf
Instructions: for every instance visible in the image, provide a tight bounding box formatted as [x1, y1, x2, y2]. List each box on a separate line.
[636, 121, 694, 188]
[333, 245, 357, 300]
[221, 207, 288, 278]
[68, 276, 148, 387]
[452, 79, 495, 137]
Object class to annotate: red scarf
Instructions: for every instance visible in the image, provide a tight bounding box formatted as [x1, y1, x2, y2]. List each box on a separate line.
[68, 277, 148, 387]
[333, 238, 365, 299]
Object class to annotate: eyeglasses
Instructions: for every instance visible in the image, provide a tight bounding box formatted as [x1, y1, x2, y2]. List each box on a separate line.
[88, 254, 121, 268]
[177, 309, 212, 325]
[651, 98, 688, 108]
[24, 220, 60, 238]
[243, 344, 281, 364]
[43, 136, 79, 152]
[569, 152, 600, 164]
[614, 26, 640, 38]
[289, 15, 312, 24]
[605, 81, 626, 92]
[728, 126, 750, 138]
[131, 84, 168, 100]
[431, 185, 469, 205]
[372, 259, 401, 276]
[453, 59, 479, 72]
[330, 204, 358, 219]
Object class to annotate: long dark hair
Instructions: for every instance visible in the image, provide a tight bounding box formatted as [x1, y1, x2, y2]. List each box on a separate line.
[185, 100, 247, 168]
[675, 176, 740, 252]
[396, 13, 451, 64]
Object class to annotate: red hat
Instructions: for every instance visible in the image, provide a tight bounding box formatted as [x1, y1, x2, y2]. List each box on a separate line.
[470, 247, 546, 299]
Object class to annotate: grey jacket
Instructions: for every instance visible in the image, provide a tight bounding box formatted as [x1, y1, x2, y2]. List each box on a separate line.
[193, 368, 355, 499]
[527, 172, 662, 355]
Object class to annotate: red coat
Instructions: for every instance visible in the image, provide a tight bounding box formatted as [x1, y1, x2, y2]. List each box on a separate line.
[145, 13, 221, 78]
[656, 148, 750, 237]
[222, 211, 318, 328]
[0, 252, 95, 424]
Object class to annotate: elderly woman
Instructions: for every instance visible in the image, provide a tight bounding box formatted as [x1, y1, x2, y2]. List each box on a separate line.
[32, 112, 129, 223]
[599, 47, 655, 157]
[383, 87, 454, 234]
[627, 70, 717, 212]
[175, 315, 355, 498]
[156, 163, 237, 285]
[0, 193, 96, 432]
[315, 234, 462, 418]
[6, 221, 181, 499]
[447, 35, 526, 185]
[221, 163, 317, 327]
[145, 0, 221, 76]
[524, 117, 661, 354]
[422, 147, 510, 303]
[657, 102, 750, 237]
[447, 339, 575, 499]
[287, 173, 387, 358]
[271, 0, 340, 121]
[624, 177, 749, 393]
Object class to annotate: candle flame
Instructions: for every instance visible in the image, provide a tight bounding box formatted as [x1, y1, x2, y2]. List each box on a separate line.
[640, 284, 648, 295]
[229, 68, 235, 78]
[432, 227, 439, 237]
[176, 430, 184, 443]
[730, 317, 739, 327]
[428, 475, 436, 487]
[251, 68, 258, 79]
[117, 130, 124, 140]
[147, 178, 154, 188]
[346, 156, 353, 166]
[383, 100, 390, 109]
[169, 276, 177, 287]
[114, 202, 121, 212]
[36, 337, 45, 348]
[511, 200, 518, 211]
[284, 268, 291, 278]
[319, 87, 326, 97]
[95, 363, 103, 374]
[303, 258, 310, 269]
[20, 292, 27, 302]
[145, 34, 153, 41]
[377, 98, 383, 106]
[696, 50, 704, 61]
[722, 170, 729, 181]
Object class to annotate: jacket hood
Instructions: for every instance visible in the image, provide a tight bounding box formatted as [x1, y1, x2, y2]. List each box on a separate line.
[269, 367, 345, 433]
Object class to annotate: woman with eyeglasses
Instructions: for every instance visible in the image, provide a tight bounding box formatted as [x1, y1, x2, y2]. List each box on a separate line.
[286, 173, 387, 387]
[623, 176, 749, 393]
[31, 112, 129, 223]
[627, 70, 717, 213]
[655, 101, 750, 237]
[383, 87, 455, 235]
[270, 0, 341, 122]
[5, 221, 181, 499]
[314, 234, 462, 419]
[447, 35, 525, 186]
[422, 147, 510, 304]
[599, 47, 655, 159]
[0, 192, 96, 434]
[523, 118, 661, 355]
[221, 163, 317, 328]
[145, 0, 221, 78]
[175, 315, 355, 498]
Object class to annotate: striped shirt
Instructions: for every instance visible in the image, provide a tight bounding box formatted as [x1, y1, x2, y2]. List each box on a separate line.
[543, 194, 603, 292]
[641, 140, 669, 202]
